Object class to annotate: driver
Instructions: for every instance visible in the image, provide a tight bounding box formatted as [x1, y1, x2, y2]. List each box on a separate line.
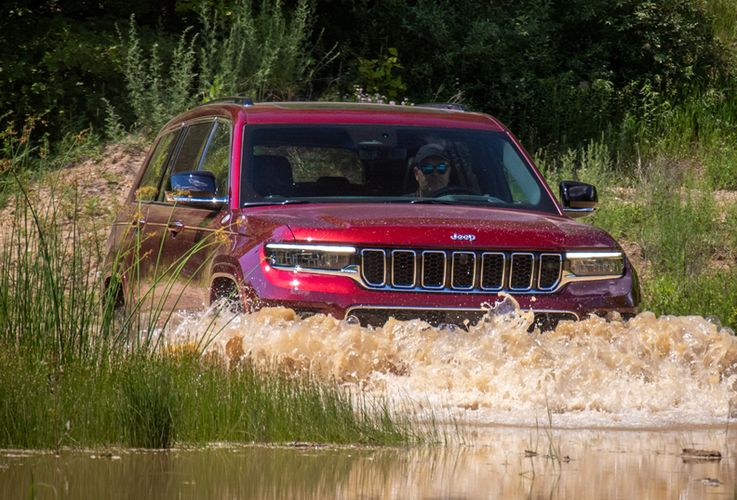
[412, 143, 452, 197]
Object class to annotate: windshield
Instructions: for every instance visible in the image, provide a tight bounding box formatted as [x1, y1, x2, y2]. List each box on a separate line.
[240, 125, 558, 213]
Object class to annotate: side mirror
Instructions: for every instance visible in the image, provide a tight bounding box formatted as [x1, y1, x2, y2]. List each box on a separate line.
[559, 180, 598, 218]
[165, 171, 228, 208]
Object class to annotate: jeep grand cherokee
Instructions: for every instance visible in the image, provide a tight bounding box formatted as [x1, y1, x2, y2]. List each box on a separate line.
[104, 99, 640, 329]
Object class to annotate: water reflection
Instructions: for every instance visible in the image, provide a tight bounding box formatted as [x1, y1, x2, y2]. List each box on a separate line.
[2, 427, 735, 499]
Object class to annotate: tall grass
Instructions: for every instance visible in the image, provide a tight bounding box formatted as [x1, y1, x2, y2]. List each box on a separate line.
[0, 185, 417, 449]
[706, 0, 737, 48]
[117, 0, 316, 132]
[198, 0, 313, 101]
[0, 184, 110, 362]
[120, 17, 199, 132]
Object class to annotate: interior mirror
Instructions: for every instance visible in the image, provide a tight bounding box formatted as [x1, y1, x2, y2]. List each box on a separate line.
[165, 171, 227, 208]
[559, 180, 598, 217]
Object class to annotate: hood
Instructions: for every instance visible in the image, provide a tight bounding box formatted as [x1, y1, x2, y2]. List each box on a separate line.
[242, 203, 618, 250]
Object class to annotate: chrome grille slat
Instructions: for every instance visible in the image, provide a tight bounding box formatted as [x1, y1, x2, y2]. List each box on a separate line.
[509, 253, 534, 290]
[480, 252, 505, 290]
[361, 249, 562, 293]
[361, 249, 386, 286]
[391, 250, 416, 288]
[538, 253, 562, 290]
[421, 251, 446, 289]
[451, 251, 476, 289]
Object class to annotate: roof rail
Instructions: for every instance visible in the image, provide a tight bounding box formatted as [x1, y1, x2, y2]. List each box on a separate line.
[416, 103, 466, 112]
[203, 97, 255, 106]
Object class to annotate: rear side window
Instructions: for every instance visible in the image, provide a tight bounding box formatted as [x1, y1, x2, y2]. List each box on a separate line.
[136, 131, 178, 201]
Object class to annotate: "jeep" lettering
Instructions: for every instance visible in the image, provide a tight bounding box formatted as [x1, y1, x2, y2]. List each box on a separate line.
[450, 233, 476, 242]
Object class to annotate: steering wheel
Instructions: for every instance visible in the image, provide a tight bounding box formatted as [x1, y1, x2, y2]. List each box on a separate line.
[430, 186, 477, 197]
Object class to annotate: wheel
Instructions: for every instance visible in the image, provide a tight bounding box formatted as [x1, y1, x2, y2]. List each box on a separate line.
[211, 278, 245, 313]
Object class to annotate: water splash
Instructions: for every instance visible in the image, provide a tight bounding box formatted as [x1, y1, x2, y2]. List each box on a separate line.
[165, 297, 737, 428]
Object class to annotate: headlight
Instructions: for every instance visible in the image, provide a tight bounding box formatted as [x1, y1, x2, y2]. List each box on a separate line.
[265, 243, 358, 272]
[565, 251, 624, 277]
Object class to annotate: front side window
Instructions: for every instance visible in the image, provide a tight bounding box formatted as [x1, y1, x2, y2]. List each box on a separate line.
[171, 122, 213, 175]
[160, 121, 214, 203]
[136, 130, 179, 202]
[241, 125, 557, 213]
[197, 120, 231, 196]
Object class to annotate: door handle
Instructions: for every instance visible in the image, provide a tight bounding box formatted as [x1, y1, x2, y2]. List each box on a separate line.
[167, 220, 185, 237]
[131, 218, 146, 229]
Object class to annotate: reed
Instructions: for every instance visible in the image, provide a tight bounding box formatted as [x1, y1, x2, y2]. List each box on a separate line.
[0, 184, 418, 449]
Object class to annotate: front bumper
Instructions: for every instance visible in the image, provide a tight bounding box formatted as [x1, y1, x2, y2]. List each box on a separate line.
[242, 250, 640, 328]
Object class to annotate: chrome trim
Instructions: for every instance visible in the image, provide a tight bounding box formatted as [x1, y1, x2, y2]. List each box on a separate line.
[391, 249, 417, 288]
[421, 251, 447, 289]
[361, 249, 387, 287]
[537, 253, 562, 290]
[345, 304, 580, 320]
[563, 207, 597, 218]
[166, 194, 229, 205]
[558, 271, 625, 286]
[451, 251, 476, 290]
[265, 266, 359, 277]
[480, 252, 505, 291]
[509, 253, 535, 291]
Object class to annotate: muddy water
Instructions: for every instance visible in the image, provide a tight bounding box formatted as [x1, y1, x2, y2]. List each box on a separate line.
[2, 428, 736, 498]
[5, 298, 737, 498]
[183, 297, 737, 428]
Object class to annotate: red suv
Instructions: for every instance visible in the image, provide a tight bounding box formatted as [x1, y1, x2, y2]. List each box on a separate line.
[105, 98, 640, 329]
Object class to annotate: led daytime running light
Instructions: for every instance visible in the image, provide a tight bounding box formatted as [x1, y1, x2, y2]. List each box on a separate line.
[266, 243, 357, 254]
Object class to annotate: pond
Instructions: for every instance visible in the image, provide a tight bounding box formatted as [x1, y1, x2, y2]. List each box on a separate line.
[2, 426, 734, 498]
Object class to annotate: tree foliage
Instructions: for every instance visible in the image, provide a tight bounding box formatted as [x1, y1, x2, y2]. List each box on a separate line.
[0, 0, 731, 150]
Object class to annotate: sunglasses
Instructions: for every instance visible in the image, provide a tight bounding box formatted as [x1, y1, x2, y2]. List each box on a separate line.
[418, 162, 449, 175]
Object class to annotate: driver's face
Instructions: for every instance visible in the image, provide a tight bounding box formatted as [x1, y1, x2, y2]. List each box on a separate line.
[414, 156, 451, 195]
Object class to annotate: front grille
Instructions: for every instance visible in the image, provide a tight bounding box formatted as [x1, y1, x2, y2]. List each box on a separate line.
[422, 251, 446, 288]
[391, 250, 416, 287]
[481, 252, 505, 290]
[360, 249, 563, 293]
[539, 254, 562, 290]
[509, 253, 534, 290]
[361, 249, 386, 286]
[451, 252, 475, 289]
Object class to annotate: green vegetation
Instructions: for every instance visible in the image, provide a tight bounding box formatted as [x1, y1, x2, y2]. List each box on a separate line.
[0, 189, 416, 449]
[0, 350, 410, 449]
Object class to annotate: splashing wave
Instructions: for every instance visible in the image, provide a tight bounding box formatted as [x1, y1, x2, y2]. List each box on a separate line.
[166, 297, 737, 428]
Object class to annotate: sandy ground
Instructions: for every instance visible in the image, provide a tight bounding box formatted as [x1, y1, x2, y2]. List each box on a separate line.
[0, 139, 146, 256]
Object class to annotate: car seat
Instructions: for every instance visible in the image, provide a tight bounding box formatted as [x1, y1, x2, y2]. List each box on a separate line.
[252, 155, 294, 197]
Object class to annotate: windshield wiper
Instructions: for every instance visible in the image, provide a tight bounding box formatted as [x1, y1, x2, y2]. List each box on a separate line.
[408, 198, 458, 205]
[408, 196, 505, 206]
[242, 199, 313, 207]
